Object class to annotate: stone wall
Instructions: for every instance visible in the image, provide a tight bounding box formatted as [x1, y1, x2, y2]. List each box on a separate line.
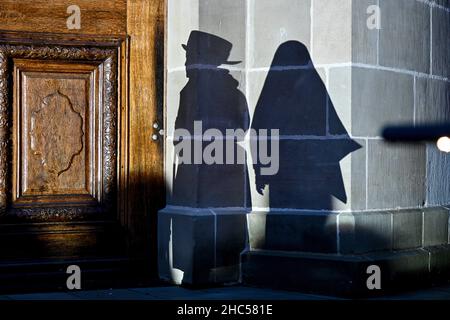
[160, 0, 450, 295]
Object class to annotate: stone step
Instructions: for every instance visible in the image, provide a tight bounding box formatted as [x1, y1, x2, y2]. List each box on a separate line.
[241, 245, 450, 298]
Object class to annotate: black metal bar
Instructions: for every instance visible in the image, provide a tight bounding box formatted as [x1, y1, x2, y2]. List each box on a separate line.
[382, 124, 450, 142]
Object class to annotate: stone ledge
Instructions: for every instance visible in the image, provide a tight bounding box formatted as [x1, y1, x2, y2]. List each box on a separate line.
[340, 207, 450, 254]
[158, 207, 249, 286]
[248, 207, 450, 256]
[157, 206, 450, 292]
[248, 211, 338, 253]
[242, 245, 450, 298]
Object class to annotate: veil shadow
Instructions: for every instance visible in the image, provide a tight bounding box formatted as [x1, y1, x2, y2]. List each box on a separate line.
[251, 41, 361, 210]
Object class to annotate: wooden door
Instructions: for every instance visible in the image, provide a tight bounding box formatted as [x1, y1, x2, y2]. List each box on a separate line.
[0, 0, 165, 292]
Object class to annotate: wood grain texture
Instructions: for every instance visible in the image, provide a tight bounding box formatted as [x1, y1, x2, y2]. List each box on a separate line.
[0, 36, 128, 289]
[17, 64, 90, 198]
[0, 221, 125, 259]
[0, 0, 166, 288]
[0, 0, 127, 36]
[125, 0, 165, 264]
[0, 43, 119, 221]
[29, 91, 84, 181]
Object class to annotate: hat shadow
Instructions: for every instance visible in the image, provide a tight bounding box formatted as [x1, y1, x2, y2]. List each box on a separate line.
[182, 30, 241, 67]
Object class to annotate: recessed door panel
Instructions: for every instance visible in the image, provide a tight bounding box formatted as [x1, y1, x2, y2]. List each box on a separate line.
[15, 61, 97, 204]
[0, 44, 118, 222]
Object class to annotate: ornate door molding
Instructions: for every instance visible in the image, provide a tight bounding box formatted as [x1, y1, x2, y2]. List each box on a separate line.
[0, 42, 119, 222]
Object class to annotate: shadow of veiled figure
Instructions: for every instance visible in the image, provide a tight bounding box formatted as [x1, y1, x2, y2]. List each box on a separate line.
[251, 41, 361, 210]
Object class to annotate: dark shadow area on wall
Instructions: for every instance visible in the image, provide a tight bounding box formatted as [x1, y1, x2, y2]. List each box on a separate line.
[170, 31, 251, 208]
[248, 41, 364, 260]
[165, 32, 367, 288]
[242, 42, 410, 297]
[159, 31, 438, 296]
[251, 41, 361, 210]
[165, 31, 250, 285]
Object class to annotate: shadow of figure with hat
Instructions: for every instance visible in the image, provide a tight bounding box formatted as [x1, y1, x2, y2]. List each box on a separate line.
[171, 31, 251, 208]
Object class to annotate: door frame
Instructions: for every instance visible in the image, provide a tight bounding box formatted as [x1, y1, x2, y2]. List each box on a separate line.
[120, 0, 166, 277]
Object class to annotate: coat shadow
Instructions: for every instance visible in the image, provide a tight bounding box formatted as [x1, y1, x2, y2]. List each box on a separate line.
[170, 31, 251, 208]
[166, 31, 250, 284]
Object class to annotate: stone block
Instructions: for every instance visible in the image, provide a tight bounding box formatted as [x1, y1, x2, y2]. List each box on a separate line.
[168, 0, 199, 70]
[168, 153, 199, 207]
[166, 71, 188, 138]
[339, 211, 392, 254]
[416, 78, 450, 124]
[242, 249, 369, 297]
[247, 212, 267, 250]
[248, 67, 327, 132]
[367, 140, 426, 209]
[197, 161, 249, 208]
[368, 249, 430, 291]
[392, 209, 422, 250]
[247, 211, 338, 253]
[167, 69, 246, 138]
[229, 70, 246, 93]
[316, 68, 327, 88]
[427, 144, 450, 206]
[423, 207, 449, 247]
[247, 70, 266, 123]
[253, 139, 361, 210]
[351, 67, 414, 137]
[331, 138, 366, 211]
[312, 0, 352, 64]
[199, 0, 246, 66]
[158, 208, 248, 286]
[350, 139, 367, 210]
[242, 248, 432, 297]
[379, 0, 430, 73]
[352, 0, 378, 64]
[215, 212, 248, 282]
[158, 208, 215, 285]
[328, 67, 352, 134]
[427, 245, 450, 281]
[250, 0, 311, 68]
[247, 162, 271, 211]
[432, 7, 450, 78]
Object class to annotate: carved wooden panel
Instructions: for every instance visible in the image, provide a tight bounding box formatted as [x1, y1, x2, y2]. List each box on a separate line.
[0, 44, 118, 221]
[29, 91, 84, 190]
[14, 60, 95, 202]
